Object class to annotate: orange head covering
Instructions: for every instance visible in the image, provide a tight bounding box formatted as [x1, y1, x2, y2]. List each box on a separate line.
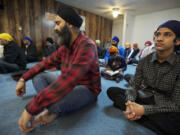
[107, 37, 111, 42]
[133, 43, 138, 48]
[109, 46, 118, 53]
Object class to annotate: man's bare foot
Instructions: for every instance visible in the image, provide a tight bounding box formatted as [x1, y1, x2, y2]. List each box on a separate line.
[34, 110, 57, 125]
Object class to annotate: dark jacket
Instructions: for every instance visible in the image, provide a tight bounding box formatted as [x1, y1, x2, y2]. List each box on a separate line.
[97, 46, 106, 59]
[124, 48, 131, 59]
[107, 56, 127, 72]
[43, 45, 56, 57]
[3, 41, 26, 69]
[21, 43, 38, 62]
[175, 45, 180, 54]
[130, 48, 140, 59]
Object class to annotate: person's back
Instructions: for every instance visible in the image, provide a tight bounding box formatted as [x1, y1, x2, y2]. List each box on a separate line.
[4, 41, 26, 69]
[97, 46, 105, 59]
[95, 39, 106, 59]
[42, 37, 56, 59]
[43, 45, 56, 57]
[0, 33, 27, 73]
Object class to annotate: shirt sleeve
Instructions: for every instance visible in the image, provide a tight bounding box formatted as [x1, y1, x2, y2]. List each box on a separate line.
[126, 59, 144, 101]
[143, 74, 180, 115]
[25, 43, 97, 115]
[22, 49, 62, 81]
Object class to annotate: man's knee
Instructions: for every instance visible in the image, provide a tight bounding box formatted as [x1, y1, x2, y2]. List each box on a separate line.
[32, 73, 46, 83]
[107, 87, 118, 99]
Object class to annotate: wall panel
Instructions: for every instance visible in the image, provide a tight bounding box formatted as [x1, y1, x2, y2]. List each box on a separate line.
[0, 0, 112, 54]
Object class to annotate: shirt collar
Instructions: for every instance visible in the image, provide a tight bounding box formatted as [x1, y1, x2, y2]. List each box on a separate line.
[151, 52, 176, 65]
[70, 32, 83, 51]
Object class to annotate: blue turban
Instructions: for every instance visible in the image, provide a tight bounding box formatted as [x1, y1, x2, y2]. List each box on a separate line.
[24, 37, 32, 43]
[157, 20, 180, 38]
[112, 36, 119, 43]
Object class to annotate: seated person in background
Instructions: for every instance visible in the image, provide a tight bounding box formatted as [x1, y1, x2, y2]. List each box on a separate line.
[140, 41, 155, 59]
[139, 41, 152, 58]
[95, 39, 106, 59]
[101, 46, 127, 83]
[42, 37, 56, 60]
[104, 36, 125, 64]
[21, 37, 38, 62]
[104, 37, 111, 49]
[15, 5, 101, 133]
[0, 33, 26, 73]
[124, 42, 131, 59]
[127, 43, 140, 65]
[175, 45, 180, 54]
[107, 20, 180, 135]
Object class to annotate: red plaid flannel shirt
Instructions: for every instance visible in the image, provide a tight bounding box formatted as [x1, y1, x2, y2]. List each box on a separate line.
[22, 32, 101, 115]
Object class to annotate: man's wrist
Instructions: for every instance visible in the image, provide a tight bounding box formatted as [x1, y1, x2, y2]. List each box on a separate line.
[19, 78, 25, 82]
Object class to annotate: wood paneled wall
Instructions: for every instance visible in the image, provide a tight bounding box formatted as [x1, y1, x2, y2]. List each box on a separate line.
[0, 0, 112, 55]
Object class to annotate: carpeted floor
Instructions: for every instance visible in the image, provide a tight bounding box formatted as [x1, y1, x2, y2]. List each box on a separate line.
[0, 63, 156, 135]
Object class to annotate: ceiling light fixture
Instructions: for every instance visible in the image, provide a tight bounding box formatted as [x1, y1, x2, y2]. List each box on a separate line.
[112, 8, 119, 18]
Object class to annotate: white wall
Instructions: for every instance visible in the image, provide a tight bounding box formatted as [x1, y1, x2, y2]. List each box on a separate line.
[122, 12, 135, 47]
[112, 17, 124, 45]
[132, 8, 180, 49]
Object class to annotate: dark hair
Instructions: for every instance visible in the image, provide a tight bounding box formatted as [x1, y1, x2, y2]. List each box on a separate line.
[46, 37, 54, 44]
[109, 52, 116, 56]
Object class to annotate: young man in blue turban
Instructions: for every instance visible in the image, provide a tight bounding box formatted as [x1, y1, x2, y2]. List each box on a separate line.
[107, 20, 180, 135]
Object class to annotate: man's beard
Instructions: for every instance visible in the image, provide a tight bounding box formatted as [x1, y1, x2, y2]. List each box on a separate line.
[112, 43, 117, 47]
[55, 24, 72, 48]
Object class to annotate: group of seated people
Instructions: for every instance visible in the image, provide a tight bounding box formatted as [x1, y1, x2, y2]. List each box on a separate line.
[97, 36, 156, 83]
[97, 36, 155, 65]
[0, 34, 57, 74]
[1, 5, 180, 135]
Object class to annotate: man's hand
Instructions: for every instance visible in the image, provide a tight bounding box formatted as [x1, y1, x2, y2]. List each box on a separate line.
[119, 69, 122, 73]
[123, 100, 144, 121]
[18, 109, 35, 133]
[15, 78, 26, 97]
[105, 67, 111, 71]
[123, 100, 136, 120]
[128, 102, 145, 116]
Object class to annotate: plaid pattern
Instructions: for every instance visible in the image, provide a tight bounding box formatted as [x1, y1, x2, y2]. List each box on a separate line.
[22, 32, 101, 115]
[127, 52, 180, 115]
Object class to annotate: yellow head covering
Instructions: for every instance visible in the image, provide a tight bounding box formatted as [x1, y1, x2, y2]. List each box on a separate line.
[125, 42, 131, 47]
[0, 33, 13, 41]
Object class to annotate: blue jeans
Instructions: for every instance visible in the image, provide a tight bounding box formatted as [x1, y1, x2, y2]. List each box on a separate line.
[0, 58, 20, 73]
[32, 72, 96, 115]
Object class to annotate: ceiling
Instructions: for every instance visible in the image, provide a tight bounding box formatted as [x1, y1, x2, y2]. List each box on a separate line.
[56, 0, 180, 20]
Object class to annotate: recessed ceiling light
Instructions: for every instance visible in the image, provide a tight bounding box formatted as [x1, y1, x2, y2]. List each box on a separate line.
[112, 8, 119, 18]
